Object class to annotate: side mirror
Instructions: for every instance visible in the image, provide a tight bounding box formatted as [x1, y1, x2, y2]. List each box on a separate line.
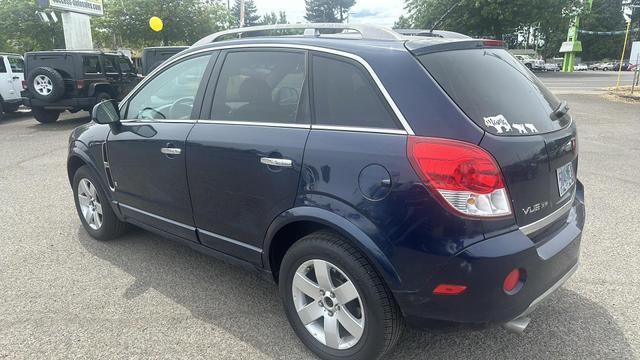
[92, 100, 121, 124]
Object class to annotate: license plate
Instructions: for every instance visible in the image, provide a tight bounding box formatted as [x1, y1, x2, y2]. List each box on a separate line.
[556, 162, 575, 197]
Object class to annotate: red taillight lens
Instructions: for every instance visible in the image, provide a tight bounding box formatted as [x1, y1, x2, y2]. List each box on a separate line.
[407, 136, 512, 218]
[503, 268, 523, 293]
[433, 284, 467, 295]
[483, 39, 504, 47]
[22, 80, 28, 90]
[75, 80, 85, 89]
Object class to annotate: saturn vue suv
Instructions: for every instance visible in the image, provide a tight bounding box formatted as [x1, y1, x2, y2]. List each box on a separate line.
[67, 24, 585, 360]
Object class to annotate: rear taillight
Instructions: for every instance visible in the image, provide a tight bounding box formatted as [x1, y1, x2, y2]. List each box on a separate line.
[407, 136, 512, 218]
[75, 80, 85, 89]
[483, 39, 504, 47]
[22, 80, 28, 90]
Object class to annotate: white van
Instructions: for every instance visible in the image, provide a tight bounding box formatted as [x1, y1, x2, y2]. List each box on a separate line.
[0, 53, 25, 119]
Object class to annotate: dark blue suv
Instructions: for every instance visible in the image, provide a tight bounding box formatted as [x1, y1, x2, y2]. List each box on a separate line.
[68, 24, 585, 360]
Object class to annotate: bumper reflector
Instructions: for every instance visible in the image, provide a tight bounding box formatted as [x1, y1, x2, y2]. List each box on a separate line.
[433, 284, 467, 295]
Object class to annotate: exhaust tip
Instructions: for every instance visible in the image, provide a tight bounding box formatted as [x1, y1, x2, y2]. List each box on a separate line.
[503, 317, 531, 335]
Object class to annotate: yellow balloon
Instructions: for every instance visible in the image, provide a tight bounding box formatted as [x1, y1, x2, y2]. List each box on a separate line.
[149, 17, 163, 32]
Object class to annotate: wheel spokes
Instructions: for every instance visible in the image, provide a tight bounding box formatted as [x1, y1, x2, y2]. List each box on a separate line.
[323, 314, 340, 348]
[297, 302, 323, 325]
[313, 260, 333, 290]
[293, 272, 319, 299]
[336, 308, 364, 339]
[333, 280, 358, 304]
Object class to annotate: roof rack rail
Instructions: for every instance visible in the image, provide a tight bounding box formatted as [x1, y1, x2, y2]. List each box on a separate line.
[193, 23, 403, 46]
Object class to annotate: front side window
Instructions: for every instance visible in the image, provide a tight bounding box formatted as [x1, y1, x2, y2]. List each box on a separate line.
[125, 55, 210, 121]
[211, 50, 306, 124]
[0, 57, 6, 73]
[312, 55, 398, 129]
[83, 56, 102, 74]
[8, 57, 24, 73]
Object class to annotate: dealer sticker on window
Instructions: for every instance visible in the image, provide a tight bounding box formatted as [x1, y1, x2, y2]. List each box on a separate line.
[556, 162, 575, 197]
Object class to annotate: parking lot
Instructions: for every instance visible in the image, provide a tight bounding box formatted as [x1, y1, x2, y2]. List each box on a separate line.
[1, 75, 639, 359]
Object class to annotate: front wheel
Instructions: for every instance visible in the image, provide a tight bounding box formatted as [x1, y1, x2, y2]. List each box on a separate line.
[279, 231, 403, 360]
[73, 165, 127, 240]
[32, 107, 61, 123]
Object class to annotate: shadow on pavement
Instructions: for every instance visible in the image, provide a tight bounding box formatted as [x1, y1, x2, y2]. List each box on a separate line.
[28, 115, 90, 132]
[78, 227, 635, 360]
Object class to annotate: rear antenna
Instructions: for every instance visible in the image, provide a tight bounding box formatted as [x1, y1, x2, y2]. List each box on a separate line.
[430, 0, 463, 34]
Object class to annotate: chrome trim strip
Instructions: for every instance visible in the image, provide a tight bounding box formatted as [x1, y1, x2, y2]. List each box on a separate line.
[197, 120, 311, 129]
[119, 44, 415, 135]
[520, 192, 575, 236]
[118, 203, 196, 231]
[120, 119, 197, 124]
[312, 124, 407, 135]
[198, 228, 263, 253]
[516, 262, 578, 319]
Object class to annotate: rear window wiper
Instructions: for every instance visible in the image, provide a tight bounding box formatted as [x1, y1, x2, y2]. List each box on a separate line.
[550, 100, 569, 120]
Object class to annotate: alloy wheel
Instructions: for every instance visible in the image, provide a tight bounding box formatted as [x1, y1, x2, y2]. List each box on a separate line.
[33, 75, 53, 96]
[77, 178, 103, 230]
[291, 259, 365, 350]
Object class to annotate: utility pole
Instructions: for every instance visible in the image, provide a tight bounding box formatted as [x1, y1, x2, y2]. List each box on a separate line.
[560, 0, 593, 72]
[239, 0, 245, 27]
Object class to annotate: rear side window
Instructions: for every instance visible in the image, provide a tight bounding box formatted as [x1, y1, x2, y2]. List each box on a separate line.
[0, 57, 6, 73]
[211, 51, 306, 124]
[104, 57, 118, 73]
[418, 49, 570, 136]
[83, 56, 102, 74]
[8, 57, 23, 73]
[118, 58, 132, 73]
[312, 55, 398, 129]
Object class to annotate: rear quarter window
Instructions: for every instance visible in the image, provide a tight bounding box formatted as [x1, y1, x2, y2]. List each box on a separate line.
[418, 49, 570, 136]
[0, 57, 6, 73]
[8, 57, 24, 73]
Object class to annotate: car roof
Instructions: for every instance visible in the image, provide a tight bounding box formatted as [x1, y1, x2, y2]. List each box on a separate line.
[186, 24, 478, 58]
[25, 50, 125, 56]
[0, 52, 21, 56]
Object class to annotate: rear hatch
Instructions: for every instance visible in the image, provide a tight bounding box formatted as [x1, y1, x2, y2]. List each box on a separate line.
[412, 43, 577, 236]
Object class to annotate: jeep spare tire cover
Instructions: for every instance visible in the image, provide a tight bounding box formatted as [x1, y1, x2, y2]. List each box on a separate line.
[28, 67, 65, 102]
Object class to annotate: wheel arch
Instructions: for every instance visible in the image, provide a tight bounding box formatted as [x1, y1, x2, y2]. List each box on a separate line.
[89, 82, 115, 98]
[263, 206, 402, 289]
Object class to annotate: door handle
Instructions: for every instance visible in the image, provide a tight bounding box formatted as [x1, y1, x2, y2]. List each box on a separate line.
[161, 147, 182, 155]
[260, 157, 293, 168]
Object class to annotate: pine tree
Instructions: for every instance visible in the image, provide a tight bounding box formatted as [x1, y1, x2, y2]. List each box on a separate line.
[231, 0, 261, 27]
[304, 0, 356, 23]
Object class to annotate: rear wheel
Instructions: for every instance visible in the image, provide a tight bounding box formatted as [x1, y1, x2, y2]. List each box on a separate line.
[73, 165, 127, 240]
[279, 231, 403, 360]
[32, 107, 61, 123]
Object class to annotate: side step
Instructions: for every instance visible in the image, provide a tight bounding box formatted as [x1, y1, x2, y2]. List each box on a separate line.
[503, 317, 531, 335]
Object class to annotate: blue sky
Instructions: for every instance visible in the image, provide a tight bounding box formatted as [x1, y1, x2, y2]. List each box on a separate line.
[252, 0, 407, 27]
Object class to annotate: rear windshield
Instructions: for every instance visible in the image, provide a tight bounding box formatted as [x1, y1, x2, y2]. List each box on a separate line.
[418, 49, 570, 136]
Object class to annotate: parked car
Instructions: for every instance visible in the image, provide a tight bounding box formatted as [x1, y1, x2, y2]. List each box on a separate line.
[544, 63, 560, 72]
[141, 46, 188, 75]
[68, 24, 585, 360]
[22, 50, 141, 123]
[629, 63, 638, 72]
[573, 63, 588, 71]
[514, 54, 545, 70]
[0, 53, 24, 119]
[588, 63, 601, 70]
[599, 62, 615, 71]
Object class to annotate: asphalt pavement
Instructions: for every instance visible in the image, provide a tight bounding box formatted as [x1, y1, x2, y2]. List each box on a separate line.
[0, 82, 638, 359]
[538, 70, 637, 94]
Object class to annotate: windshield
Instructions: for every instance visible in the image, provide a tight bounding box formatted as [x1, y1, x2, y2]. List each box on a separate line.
[419, 49, 570, 136]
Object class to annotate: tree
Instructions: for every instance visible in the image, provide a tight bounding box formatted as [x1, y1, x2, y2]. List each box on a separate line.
[580, 0, 632, 61]
[231, 0, 260, 27]
[92, 0, 234, 49]
[260, 11, 288, 25]
[0, 0, 65, 53]
[304, 0, 356, 23]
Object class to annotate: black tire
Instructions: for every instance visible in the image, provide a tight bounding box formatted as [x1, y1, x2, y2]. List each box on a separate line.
[72, 165, 127, 241]
[27, 67, 65, 101]
[32, 107, 61, 124]
[279, 231, 403, 360]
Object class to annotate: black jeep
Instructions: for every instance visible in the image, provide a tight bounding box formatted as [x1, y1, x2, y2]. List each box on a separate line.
[22, 50, 141, 123]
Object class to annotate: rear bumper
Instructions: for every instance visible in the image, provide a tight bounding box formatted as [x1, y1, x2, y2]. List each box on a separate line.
[22, 97, 96, 110]
[397, 181, 585, 327]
